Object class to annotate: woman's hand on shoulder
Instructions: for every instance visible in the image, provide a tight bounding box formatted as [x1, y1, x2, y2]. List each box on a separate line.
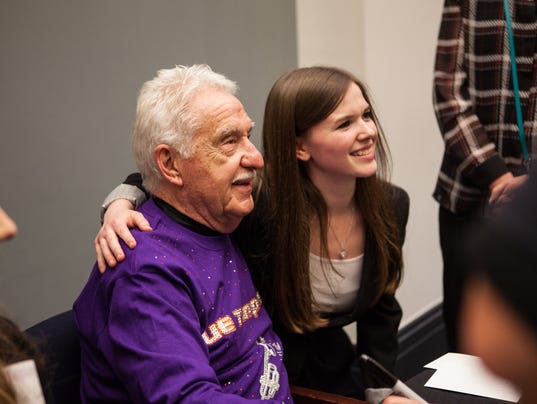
[94, 199, 152, 273]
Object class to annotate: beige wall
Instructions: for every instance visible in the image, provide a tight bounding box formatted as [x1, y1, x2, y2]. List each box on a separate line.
[296, 0, 445, 328]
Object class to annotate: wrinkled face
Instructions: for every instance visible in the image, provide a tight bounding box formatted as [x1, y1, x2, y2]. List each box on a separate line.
[178, 89, 264, 233]
[461, 278, 537, 403]
[296, 82, 378, 185]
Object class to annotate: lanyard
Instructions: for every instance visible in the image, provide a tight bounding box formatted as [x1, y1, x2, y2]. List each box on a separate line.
[503, 0, 531, 165]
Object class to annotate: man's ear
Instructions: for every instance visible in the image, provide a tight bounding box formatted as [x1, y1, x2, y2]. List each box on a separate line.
[295, 138, 311, 162]
[154, 144, 183, 186]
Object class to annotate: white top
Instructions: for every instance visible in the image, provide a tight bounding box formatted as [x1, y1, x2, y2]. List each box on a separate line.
[309, 252, 363, 314]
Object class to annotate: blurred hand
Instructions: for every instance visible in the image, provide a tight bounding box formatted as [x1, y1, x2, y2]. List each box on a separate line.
[94, 199, 152, 273]
[0, 207, 17, 241]
[489, 173, 528, 206]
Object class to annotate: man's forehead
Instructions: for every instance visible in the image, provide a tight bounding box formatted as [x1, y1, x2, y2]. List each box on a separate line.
[209, 104, 253, 134]
[202, 94, 247, 117]
[193, 87, 241, 110]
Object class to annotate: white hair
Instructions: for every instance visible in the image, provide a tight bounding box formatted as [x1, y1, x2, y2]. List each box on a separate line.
[131, 64, 238, 192]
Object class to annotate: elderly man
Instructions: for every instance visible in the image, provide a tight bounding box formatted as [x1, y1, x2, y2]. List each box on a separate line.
[73, 65, 291, 403]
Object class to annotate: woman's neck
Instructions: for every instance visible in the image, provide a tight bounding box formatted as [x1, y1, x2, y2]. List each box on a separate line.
[310, 173, 357, 214]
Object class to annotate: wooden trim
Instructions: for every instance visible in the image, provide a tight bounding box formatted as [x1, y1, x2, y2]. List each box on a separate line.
[291, 385, 367, 404]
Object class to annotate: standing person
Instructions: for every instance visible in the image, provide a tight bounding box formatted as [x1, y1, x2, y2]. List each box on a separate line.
[432, 0, 535, 351]
[74, 65, 292, 403]
[95, 66, 409, 403]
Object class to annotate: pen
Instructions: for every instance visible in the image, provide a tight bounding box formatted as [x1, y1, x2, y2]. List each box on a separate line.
[359, 354, 428, 403]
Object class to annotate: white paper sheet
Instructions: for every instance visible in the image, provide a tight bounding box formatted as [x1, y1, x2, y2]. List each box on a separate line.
[423, 353, 520, 402]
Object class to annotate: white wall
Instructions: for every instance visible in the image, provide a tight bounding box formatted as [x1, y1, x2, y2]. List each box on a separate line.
[296, 0, 445, 327]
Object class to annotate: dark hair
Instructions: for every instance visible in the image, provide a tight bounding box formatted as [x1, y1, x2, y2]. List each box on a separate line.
[262, 66, 403, 332]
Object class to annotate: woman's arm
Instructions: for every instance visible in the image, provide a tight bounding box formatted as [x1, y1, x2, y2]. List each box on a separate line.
[357, 293, 402, 376]
[95, 198, 152, 272]
[95, 174, 151, 272]
[358, 185, 409, 402]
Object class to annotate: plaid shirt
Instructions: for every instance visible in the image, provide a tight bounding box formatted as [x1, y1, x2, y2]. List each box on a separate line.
[433, 0, 537, 214]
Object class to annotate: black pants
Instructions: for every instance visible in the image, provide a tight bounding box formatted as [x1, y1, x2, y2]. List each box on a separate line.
[438, 206, 483, 352]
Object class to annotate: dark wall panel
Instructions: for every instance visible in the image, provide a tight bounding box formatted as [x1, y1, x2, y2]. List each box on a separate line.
[0, 1, 297, 327]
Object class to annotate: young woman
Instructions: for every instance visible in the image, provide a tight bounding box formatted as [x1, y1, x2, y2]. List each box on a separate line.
[95, 66, 409, 402]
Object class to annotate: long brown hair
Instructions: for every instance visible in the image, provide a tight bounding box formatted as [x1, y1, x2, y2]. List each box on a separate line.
[262, 66, 403, 333]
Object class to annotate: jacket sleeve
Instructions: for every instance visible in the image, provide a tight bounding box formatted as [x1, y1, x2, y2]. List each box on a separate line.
[433, 0, 508, 188]
[356, 293, 402, 387]
[123, 172, 146, 193]
[100, 173, 148, 222]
